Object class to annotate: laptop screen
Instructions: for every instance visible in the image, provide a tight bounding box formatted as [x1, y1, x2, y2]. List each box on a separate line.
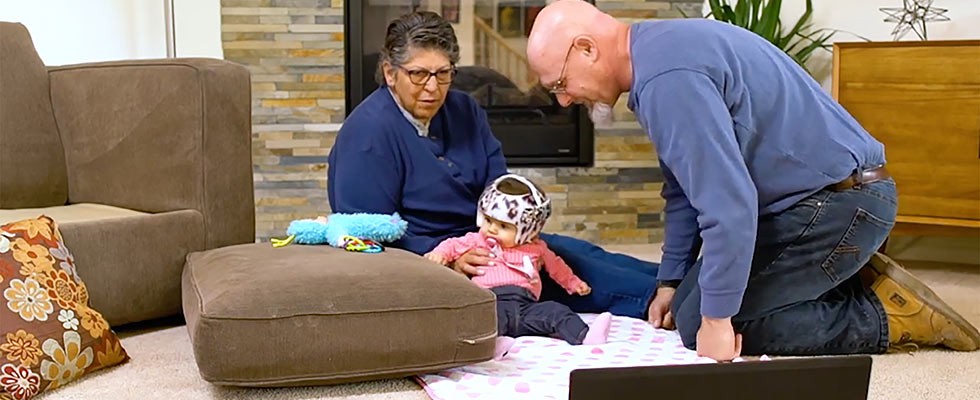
[569, 356, 872, 400]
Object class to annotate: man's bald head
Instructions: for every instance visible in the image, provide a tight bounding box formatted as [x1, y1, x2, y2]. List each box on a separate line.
[526, 0, 614, 76]
[525, 0, 632, 118]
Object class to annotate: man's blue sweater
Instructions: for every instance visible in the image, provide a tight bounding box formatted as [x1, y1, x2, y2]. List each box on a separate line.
[327, 87, 508, 254]
[627, 19, 886, 319]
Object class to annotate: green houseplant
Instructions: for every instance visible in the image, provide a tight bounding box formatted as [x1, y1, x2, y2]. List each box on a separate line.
[698, 0, 835, 75]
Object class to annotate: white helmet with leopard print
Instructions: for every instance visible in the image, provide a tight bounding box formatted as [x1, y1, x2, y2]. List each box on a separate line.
[477, 173, 552, 245]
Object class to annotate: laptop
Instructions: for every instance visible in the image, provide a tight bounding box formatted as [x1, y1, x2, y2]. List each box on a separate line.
[569, 355, 872, 400]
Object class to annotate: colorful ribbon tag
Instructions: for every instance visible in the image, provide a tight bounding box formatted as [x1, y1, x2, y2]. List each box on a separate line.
[341, 236, 384, 253]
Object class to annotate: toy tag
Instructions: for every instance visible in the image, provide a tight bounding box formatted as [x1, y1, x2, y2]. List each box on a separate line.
[341, 236, 385, 253]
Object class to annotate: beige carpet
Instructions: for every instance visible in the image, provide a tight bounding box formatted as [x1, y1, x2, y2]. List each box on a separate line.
[34, 245, 980, 400]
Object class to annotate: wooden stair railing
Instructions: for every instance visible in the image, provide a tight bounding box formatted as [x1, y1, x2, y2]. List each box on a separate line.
[472, 16, 537, 91]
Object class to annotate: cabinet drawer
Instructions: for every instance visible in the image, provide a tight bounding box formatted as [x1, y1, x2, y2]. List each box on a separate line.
[834, 41, 980, 222]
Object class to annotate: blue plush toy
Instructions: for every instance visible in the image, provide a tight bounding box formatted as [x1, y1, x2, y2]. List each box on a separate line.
[270, 212, 408, 253]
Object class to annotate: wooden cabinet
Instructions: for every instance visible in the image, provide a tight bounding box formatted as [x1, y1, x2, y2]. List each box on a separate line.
[832, 40, 980, 238]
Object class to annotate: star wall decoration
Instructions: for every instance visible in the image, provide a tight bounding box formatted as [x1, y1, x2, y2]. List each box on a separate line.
[880, 0, 951, 41]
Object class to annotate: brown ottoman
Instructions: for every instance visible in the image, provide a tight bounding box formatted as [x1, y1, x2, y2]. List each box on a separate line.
[181, 243, 497, 387]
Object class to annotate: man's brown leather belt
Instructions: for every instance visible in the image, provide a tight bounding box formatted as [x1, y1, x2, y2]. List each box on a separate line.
[827, 165, 891, 192]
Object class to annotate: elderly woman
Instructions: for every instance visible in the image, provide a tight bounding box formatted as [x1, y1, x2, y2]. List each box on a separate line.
[327, 11, 662, 321]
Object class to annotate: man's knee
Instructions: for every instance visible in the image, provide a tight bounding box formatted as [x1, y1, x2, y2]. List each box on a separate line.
[671, 287, 702, 350]
[676, 318, 699, 350]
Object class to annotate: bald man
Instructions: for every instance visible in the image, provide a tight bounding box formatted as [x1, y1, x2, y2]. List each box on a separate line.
[526, 0, 979, 361]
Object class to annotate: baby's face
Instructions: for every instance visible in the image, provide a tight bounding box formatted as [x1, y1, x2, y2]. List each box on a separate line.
[479, 214, 518, 248]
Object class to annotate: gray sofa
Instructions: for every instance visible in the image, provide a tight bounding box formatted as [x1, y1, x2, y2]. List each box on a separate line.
[0, 21, 256, 327]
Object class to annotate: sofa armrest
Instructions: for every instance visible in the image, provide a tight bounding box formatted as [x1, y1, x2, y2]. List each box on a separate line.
[47, 58, 255, 249]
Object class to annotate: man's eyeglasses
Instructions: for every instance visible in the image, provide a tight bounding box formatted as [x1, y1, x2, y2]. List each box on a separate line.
[400, 66, 456, 85]
[547, 43, 576, 94]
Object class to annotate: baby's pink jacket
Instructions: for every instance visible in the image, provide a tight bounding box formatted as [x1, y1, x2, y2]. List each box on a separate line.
[430, 232, 584, 299]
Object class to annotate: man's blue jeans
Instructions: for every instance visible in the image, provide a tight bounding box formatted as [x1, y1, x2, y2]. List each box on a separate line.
[537, 233, 660, 319]
[671, 179, 897, 355]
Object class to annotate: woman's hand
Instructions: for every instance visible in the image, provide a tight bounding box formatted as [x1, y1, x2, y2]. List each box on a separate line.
[575, 282, 592, 296]
[647, 286, 676, 329]
[424, 252, 449, 265]
[450, 248, 491, 276]
[697, 317, 743, 362]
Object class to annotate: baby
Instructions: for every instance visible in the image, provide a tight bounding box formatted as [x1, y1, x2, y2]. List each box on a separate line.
[425, 173, 612, 359]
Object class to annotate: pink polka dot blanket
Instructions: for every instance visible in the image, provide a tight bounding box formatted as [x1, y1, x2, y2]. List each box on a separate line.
[415, 314, 721, 400]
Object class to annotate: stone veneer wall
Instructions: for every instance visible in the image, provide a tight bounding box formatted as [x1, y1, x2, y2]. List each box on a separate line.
[220, 0, 703, 243]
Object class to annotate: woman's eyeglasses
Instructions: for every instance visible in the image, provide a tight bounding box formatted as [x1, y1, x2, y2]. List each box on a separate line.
[400, 66, 456, 85]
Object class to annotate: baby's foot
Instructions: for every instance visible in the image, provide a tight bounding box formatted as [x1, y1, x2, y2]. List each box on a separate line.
[582, 312, 613, 345]
[494, 336, 516, 360]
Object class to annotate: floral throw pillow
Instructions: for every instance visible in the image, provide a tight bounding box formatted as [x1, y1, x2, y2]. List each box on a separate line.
[0, 216, 129, 400]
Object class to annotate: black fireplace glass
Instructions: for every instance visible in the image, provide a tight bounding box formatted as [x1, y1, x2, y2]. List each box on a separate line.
[344, 0, 595, 166]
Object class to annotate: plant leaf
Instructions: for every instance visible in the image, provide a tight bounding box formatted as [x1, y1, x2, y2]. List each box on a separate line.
[722, 4, 737, 22]
[794, 31, 834, 62]
[707, 0, 724, 20]
[750, 0, 763, 28]
[734, 0, 748, 27]
[755, 0, 781, 39]
[785, 0, 814, 40]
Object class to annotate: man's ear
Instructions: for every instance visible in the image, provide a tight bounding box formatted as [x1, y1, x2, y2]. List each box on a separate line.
[572, 35, 599, 63]
[382, 61, 396, 86]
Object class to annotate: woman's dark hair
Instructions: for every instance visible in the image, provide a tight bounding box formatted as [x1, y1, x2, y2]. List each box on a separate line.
[376, 11, 460, 85]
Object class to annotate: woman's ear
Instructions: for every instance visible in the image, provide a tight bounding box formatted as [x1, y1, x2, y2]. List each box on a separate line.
[573, 35, 599, 63]
[382, 61, 396, 86]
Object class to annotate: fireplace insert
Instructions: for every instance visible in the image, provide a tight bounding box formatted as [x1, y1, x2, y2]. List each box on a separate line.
[343, 0, 595, 167]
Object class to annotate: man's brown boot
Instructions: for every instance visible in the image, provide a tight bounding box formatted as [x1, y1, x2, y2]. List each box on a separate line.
[866, 252, 980, 352]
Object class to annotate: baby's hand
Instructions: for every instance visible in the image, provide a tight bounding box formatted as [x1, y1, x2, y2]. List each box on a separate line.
[424, 252, 449, 266]
[575, 282, 592, 296]
[314, 215, 328, 224]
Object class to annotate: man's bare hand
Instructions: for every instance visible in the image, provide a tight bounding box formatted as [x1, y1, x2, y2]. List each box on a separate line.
[697, 316, 742, 362]
[648, 286, 676, 330]
[450, 247, 492, 276]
